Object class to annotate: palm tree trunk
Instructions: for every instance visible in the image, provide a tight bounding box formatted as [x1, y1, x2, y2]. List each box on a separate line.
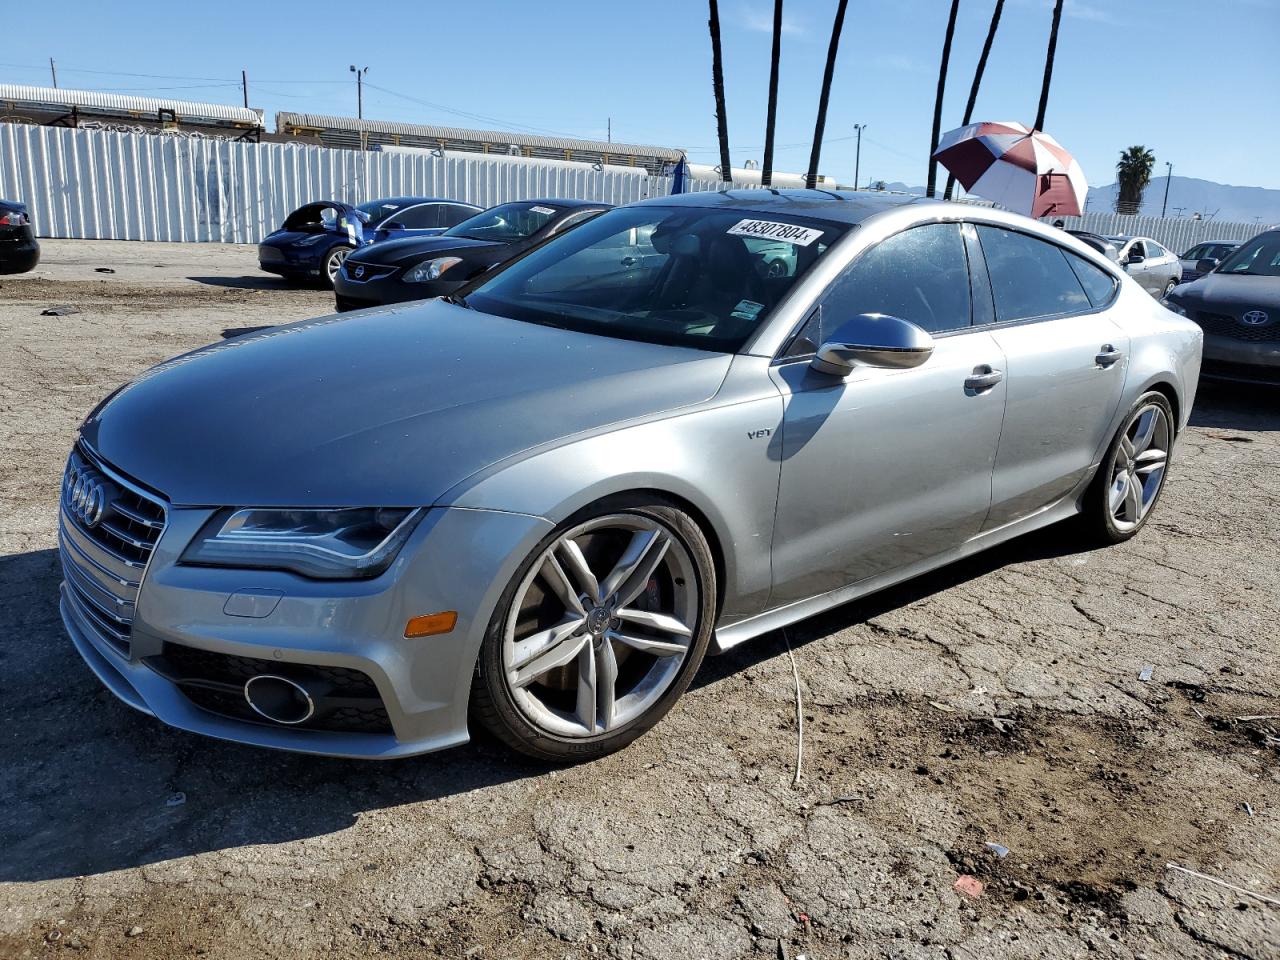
[805, 0, 850, 190]
[761, 0, 784, 188]
[708, 0, 732, 182]
[944, 0, 1004, 200]
[1034, 0, 1064, 130]
[926, 0, 962, 198]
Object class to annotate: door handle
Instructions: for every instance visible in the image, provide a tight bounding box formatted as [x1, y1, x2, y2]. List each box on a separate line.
[964, 366, 1003, 392]
[621, 256, 638, 267]
[1095, 345, 1123, 367]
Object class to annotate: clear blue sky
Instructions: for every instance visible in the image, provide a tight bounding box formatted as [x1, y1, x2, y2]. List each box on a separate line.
[6, 0, 1279, 189]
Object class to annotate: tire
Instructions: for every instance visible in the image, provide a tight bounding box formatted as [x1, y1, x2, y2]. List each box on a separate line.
[1162, 278, 1178, 300]
[472, 495, 717, 762]
[1082, 391, 1175, 545]
[319, 245, 352, 290]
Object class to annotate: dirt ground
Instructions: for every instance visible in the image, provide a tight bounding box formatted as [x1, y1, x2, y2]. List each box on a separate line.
[1, 240, 1277, 960]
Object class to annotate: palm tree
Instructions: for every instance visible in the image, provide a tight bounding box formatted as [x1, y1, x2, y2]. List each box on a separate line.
[805, 0, 850, 190]
[708, 0, 732, 182]
[944, 0, 1005, 200]
[1115, 146, 1156, 215]
[1034, 0, 1064, 130]
[926, 0, 962, 198]
[761, 0, 784, 188]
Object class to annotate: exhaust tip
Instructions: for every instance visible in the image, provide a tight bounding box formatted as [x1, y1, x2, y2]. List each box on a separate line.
[243, 674, 315, 725]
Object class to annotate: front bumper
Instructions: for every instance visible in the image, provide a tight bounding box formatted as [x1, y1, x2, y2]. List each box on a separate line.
[62, 490, 552, 758]
[1200, 334, 1280, 384]
[333, 265, 464, 311]
[257, 243, 323, 279]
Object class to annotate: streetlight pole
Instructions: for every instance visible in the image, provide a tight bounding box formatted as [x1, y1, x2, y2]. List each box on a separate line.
[349, 65, 368, 119]
[1161, 161, 1173, 218]
[853, 123, 866, 190]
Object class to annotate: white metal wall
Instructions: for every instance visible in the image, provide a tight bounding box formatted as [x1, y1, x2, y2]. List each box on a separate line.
[5, 123, 1265, 251]
[0, 124, 732, 244]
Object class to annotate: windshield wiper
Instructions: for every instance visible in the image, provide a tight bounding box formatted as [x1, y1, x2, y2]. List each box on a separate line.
[441, 293, 471, 309]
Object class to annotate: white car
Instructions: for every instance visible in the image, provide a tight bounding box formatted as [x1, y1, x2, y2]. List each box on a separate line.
[1108, 235, 1182, 299]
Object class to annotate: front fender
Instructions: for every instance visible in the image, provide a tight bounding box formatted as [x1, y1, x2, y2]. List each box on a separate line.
[440, 357, 785, 623]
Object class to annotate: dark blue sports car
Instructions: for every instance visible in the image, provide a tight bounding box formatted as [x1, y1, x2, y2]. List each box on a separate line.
[258, 196, 481, 288]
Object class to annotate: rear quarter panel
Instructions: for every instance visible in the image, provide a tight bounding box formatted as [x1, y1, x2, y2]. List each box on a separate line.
[1110, 284, 1203, 432]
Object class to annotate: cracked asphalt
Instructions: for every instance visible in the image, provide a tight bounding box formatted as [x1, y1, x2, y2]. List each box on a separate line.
[1, 241, 1277, 959]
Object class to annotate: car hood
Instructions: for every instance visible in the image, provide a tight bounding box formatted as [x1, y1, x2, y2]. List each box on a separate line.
[81, 301, 732, 507]
[1172, 273, 1280, 312]
[349, 235, 503, 268]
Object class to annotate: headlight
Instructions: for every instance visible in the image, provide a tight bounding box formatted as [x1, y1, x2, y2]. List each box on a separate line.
[404, 256, 463, 283]
[1165, 298, 1189, 317]
[181, 508, 424, 579]
[296, 234, 330, 247]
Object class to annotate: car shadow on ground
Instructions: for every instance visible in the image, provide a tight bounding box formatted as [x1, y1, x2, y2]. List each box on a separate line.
[186, 275, 301, 291]
[1190, 379, 1280, 432]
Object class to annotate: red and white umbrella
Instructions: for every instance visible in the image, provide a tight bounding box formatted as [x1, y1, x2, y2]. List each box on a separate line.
[932, 121, 1087, 218]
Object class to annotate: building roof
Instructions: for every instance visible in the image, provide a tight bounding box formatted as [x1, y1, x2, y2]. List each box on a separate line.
[275, 112, 683, 163]
[0, 84, 264, 126]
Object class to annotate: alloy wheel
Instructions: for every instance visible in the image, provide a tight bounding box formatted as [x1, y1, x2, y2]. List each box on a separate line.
[501, 514, 698, 738]
[1108, 403, 1170, 532]
[327, 247, 350, 282]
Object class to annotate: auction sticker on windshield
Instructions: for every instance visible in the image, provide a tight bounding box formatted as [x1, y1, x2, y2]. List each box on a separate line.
[727, 219, 824, 246]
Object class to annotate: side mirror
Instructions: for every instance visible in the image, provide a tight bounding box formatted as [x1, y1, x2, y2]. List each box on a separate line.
[1125, 253, 1146, 266]
[1196, 257, 1220, 274]
[811, 314, 935, 377]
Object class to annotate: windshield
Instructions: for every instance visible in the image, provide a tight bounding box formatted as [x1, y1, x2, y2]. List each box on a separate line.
[445, 202, 559, 242]
[463, 205, 848, 352]
[1217, 235, 1280, 277]
[356, 199, 408, 227]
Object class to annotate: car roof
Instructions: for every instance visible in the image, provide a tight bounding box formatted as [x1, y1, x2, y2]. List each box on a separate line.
[370, 196, 476, 206]
[508, 198, 614, 210]
[0, 198, 26, 211]
[631, 188, 931, 225]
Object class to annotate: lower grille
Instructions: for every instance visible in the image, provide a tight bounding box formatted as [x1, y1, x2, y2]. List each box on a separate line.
[59, 445, 167, 656]
[257, 245, 286, 263]
[147, 643, 394, 735]
[343, 262, 395, 282]
[1197, 311, 1280, 343]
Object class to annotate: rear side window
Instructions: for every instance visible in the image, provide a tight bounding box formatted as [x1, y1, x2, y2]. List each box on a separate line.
[817, 223, 972, 335]
[1064, 253, 1117, 308]
[441, 204, 476, 228]
[1146, 240, 1168, 258]
[976, 226, 1090, 322]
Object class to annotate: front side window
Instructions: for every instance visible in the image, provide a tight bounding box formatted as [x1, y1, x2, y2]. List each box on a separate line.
[818, 223, 972, 337]
[976, 225, 1090, 322]
[1217, 234, 1280, 277]
[464, 206, 846, 352]
[1182, 243, 1208, 260]
[391, 204, 440, 229]
[446, 202, 560, 243]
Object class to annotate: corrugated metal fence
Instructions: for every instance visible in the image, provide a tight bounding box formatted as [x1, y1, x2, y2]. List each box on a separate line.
[1058, 212, 1266, 253]
[0, 124, 732, 244]
[1, 123, 1268, 250]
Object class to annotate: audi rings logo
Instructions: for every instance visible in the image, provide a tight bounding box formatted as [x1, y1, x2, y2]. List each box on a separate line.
[1241, 310, 1270, 326]
[64, 467, 110, 528]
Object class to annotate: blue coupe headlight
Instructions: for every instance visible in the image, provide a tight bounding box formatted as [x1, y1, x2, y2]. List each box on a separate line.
[182, 507, 424, 579]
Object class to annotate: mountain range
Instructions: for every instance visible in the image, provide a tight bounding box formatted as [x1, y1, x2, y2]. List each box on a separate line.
[872, 176, 1280, 226]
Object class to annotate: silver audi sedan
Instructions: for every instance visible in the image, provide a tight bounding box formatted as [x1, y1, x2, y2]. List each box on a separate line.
[59, 190, 1202, 762]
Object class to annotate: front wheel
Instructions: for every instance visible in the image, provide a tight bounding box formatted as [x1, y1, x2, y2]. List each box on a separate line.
[1082, 391, 1175, 544]
[1162, 278, 1178, 299]
[472, 497, 716, 762]
[320, 245, 352, 289]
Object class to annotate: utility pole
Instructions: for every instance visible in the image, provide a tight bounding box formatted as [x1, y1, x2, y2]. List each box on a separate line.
[607, 117, 611, 143]
[241, 70, 249, 108]
[349, 65, 368, 119]
[1161, 161, 1173, 218]
[49, 58, 58, 88]
[853, 123, 866, 189]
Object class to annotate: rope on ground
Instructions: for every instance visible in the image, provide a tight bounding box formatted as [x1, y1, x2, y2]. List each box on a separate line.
[781, 627, 803, 787]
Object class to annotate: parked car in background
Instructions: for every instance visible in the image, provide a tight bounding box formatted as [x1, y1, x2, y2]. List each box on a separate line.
[258, 197, 477, 288]
[1167, 229, 1280, 384]
[334, 199, 611, 311]
[1178, 241, 1237, 282]
[60, 190, 1201, 762]
[0, 199, 40, 274]
[1109, 236, 1182, 299]
[1067, 230, 1120, 262]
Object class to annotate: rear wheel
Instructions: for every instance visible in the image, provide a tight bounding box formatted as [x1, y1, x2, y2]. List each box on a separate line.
[1082, 391, 1174, 544]
[472, 496, 716, 762]
[320, 245, 352, 289]
[1162, 278, 1178, 299]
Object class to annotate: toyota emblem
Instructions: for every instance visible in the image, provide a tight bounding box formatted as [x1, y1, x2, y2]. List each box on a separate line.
[1241, 310, 1270, 326]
